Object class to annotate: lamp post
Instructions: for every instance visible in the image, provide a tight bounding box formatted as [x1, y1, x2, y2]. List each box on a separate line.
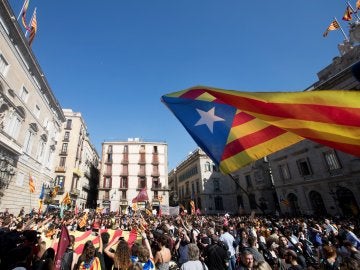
[0, 155, 16, 190]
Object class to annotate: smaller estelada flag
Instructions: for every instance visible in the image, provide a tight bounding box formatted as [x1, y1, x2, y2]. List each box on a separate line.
[323, 20, 340, 37]
[78, 213, 88, 228]
[54, 226, 70, 270]
[342, 6, 353, 21]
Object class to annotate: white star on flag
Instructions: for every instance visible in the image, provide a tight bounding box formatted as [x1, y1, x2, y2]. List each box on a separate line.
[195, 107, 225, 133]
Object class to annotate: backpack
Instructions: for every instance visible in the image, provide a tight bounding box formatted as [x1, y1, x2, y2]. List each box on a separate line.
[60, 249, 73, 270]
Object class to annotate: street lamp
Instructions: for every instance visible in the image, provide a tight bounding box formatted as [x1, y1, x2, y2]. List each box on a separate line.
[0, 156, 16, 189]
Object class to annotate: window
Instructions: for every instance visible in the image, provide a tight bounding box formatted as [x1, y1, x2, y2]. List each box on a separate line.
[34, 105, 40, 118]
[55, 175, 65, 188]
[64, 131, 70, 141]
[139, 177, 146, 188]
[279, 164, 291, 181]
[196, 181, 199, 193]
[36, 138, 46, 161]
[65, 119, 72, 129]
[121, 191, 127, 200]
[153, 146, 158, 153]
[254, 169, 264, 183]
[249, 194, 257, 210]
[0, 53, 9, 76]
[23, 129, 35, 154]
[107, 153, 112, 163]
[107, 145, 113, 153]
[185, 182, 190, 195]
[213, 178, 220, 191]
[324, 151, 341, 171]
[140, 145, 145, 153]
[124, 145, 128, 153]
[214, 196, 224, 210]
[4, 112, 21, 139]
[19, 86, 29, 103]
[205, 162, 211, 171]
[104, 177, 111, 188]
[297, 158, 313, 177]
[191, 182, 195, 195]
[245, 175, 252, 188]
[59, 157, 66, 167]
[61, 143, 68, 154]
[121, 177, 128, 188]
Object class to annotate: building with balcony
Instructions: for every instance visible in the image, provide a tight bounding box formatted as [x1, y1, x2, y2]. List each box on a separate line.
[0, 1, 65, 213]
[236, 24, 360, 217]
[52, 109, 99, 209]
[169, 148, 238, 215]
[98, 138, 168, 212]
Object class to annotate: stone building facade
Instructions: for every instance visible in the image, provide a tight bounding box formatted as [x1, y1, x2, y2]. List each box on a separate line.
[52, 109, 99, 210]
[169, 148, 238, 215]
[98, 139, 168, 213]
[0, 0, 65, 213]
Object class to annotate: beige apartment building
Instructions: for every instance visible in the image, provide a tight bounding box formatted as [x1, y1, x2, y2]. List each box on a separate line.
[52, 109, 99, 210]
[169, 148, 238, 215]
[99, 139, 168, 213]
[0, 1, 65, 213]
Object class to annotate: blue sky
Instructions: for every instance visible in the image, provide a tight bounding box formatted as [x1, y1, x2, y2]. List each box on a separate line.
[9, 0, 353, 169]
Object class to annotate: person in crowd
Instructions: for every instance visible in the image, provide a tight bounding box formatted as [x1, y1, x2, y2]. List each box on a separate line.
[319, 245, 340, 270]
[101, 232, 114, 270]
[175, 228, 190, 267]
[219, 226, 236, 270]
[284, 249, 304, 270]
[61, 235, 77, 270]
[76, 239, 103, 270]
[104, 237, 131, 270]
[238, 250, 254, 270]
[204, 234, 229, 270]
[33, 247, 55, 270]
[180, 243, 208, 270]
[245, 236, 265, 263]
[153, 235, 171, 270]
[343, 240, 360, 261]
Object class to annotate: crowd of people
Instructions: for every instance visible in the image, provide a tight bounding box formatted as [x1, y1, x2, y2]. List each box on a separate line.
[0, 207, 359, 270]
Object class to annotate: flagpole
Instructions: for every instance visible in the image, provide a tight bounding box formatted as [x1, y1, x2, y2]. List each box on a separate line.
[17, 0, 27, 21]
[334, 17, 349, 41]
[25, 7, 36, 38]
[347, 2, 360, 21]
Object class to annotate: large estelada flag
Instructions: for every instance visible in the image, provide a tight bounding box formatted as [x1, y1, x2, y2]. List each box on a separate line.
[47, 228, 139, 255]
[162, 86, 360, 173]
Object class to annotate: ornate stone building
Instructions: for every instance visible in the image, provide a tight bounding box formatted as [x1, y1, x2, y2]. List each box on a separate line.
[0, 0, 65, 213]
[99, 139, 168, 213]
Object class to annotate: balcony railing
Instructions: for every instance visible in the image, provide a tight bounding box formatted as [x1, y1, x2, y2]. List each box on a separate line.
[99, 184, 111, 190]
[82, 183, 90, 190]
[60, 151, 67, 156]
[138, 153, 146, 164]
[70, 188, 80, 196]
[120, 196, 127, 201]
[151, 183, 162, 190]
[120, 169, 129, 176]
[119, 184, 128, 190]
[151, 170, 160, 177]
[152, 154, 159, 165]
[137, 185, 147, 190]
[55, 166, 66, 173]
[103, 170, 112, 176]
[138, 170, 146, 177]
[121, 154, 129, 164]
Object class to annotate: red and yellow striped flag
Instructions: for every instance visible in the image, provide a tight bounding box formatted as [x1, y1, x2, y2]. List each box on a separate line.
[323, 20, 340, 37]
[51, 185, 60, 197]
[28, 8, 37, 46]
[29, 174, 35, 193]
[62, 192, 71, 205]
[78, 213, 88, 228]
[342, 6, 353, 21]
[162, 87, 360, 173]
[356, 0, 360, 10]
